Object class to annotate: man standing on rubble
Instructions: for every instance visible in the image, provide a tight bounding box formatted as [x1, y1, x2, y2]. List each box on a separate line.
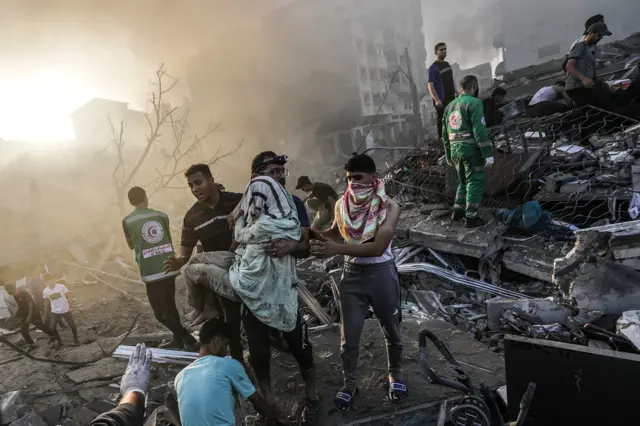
[565, 22, 612, 108]
[162, 164, 245, 361]
[295, 175, 339, 230]
[309, 153, 406, 413]
[442, 75, 493, 228]
[4, 282, 61, 347]
[237, 151, 320, 425]
[43, 279, 80, 345]
[122, 186, 198, 351]
[428, 42, 458, 139]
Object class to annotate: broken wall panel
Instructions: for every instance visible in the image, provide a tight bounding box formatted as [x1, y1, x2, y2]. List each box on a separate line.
[504, 335, 640, 425]
[553, 220, 640, 294]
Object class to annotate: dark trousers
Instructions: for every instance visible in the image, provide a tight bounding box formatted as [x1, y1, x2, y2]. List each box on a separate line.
[49, 312, 78, 340]
[242, 307, 314, 385]
[526, 101, 567, 118]
[20, 314, 58, 344]
[339, 260, 403, 390]
[567, 83, 613, 110]
[435, 98, 454, 139]
[215, 297, 244, 363]
[145, 277, 195, 346]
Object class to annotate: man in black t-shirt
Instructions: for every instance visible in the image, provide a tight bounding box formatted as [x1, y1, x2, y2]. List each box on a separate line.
[296, 176, 339, 230]
[428, 42, 458, 139]
[163, 163, 244, 356]
[4, 282, 60, 346]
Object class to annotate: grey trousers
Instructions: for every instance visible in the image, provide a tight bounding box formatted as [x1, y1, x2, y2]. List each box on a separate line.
[339, 259, 403, 390]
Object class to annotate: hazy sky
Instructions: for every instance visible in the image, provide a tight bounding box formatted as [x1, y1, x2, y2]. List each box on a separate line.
[0, 0, 499, 143]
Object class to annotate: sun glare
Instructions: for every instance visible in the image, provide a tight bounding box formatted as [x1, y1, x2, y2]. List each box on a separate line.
[0, 70, 91, 144]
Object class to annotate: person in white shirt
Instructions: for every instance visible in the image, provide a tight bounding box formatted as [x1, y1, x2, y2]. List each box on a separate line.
[43, 281, 79, 346]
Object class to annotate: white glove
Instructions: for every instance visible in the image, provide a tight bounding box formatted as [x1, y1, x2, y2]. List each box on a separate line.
[485, 157, 495, 168]
[120, 343, 152, 397]
[629, 193, 640, 220]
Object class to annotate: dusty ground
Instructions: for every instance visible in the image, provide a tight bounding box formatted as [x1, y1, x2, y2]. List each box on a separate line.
[0, 271, 505, 425]
[265, 315, 505, 425]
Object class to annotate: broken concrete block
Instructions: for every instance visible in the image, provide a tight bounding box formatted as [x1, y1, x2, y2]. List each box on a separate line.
[84, 400, 116, 415]
[544, 172, 574, 193]
[617, 310, 640, 350]
[559, 180, 589, 194]
[66, 358, 125, 384]
[0, 391, 22, 425]
[486, 298, 571, 331]
[9, 411, 47, 426]
[565, 310, 604, 330]
[66, 407, 99, 425]
[570, 262, 640, 316]
[554, 220, 640, 293]
[36, 404, 63, 426]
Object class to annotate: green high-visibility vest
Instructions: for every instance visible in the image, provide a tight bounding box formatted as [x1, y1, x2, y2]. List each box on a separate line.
[123, 207, 178, 283]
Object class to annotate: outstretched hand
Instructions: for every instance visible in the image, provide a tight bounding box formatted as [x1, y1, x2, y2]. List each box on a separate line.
[120, 343, 152, 397]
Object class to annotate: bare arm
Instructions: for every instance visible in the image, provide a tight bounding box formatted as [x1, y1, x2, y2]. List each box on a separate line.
[334, 200, 400, 257]
[44, 298, 50, 317]
[66, 291, 73, 310]
[163, 245, 194, 273]
[428, 82, 441, 104]
[557, 86, 574, 106]
[248, 393, 290, 425]
[291, 228, 310, 258]
[566, 59, 586, 81]
[311, 200, 401, 258]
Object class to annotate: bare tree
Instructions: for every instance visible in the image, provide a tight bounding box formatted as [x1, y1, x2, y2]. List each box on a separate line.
[106, 64, 241, 215]
[144, 107, 243, 198]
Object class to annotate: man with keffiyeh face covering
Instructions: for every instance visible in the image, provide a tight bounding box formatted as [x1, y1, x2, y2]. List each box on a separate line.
[310, 153, 405, 414]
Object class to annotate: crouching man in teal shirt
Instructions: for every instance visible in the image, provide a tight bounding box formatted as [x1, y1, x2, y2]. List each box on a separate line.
[175, 319, 291, 426]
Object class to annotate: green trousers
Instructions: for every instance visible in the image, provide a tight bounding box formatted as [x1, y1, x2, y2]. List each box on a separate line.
[452, 154, 485, 219]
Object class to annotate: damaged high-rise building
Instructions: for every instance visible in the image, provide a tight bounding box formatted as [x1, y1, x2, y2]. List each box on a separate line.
[186, 0, 426, 166]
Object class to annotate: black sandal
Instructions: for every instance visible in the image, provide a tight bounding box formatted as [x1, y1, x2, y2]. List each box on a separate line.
[388, 380, 408, 403]
[334, 387, 356, 414]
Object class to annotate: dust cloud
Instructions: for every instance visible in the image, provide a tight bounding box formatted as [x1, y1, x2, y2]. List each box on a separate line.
[0, 0, 351, 277]
[422, 0, 502, 71]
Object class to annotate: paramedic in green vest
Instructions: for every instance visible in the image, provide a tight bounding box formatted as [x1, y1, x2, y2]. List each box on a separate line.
[442, 75, 494, 228]
[122, 187, 198, 351]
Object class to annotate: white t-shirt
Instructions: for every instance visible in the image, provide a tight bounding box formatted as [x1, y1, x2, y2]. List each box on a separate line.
[529, 86, 558, 106]
[42, 283, 70, 314]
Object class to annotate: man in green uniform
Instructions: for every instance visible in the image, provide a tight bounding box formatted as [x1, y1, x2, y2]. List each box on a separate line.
[122, 187, 198, 350]
[442, 75, 494, 228]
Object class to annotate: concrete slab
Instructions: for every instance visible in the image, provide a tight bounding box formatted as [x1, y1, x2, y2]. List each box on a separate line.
[409, 215, 560, 283]
[409, 217, 506, 259]
[66, 358, 125, 384]
[66, 407, 99, 425]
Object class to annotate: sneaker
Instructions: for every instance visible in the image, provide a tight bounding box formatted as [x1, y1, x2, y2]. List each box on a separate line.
[464, 217, 486, 228]
[451, 209, 464, 222]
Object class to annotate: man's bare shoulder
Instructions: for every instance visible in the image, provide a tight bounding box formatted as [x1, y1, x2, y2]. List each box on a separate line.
[385, 198, 400, 212]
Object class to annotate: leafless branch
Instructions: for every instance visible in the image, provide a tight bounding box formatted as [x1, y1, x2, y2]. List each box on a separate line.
[0, 314, 139, 366]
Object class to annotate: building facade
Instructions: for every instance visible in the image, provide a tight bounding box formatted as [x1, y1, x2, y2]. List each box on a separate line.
[497, 0, 640, 72]
[267, 0, 426, 162]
